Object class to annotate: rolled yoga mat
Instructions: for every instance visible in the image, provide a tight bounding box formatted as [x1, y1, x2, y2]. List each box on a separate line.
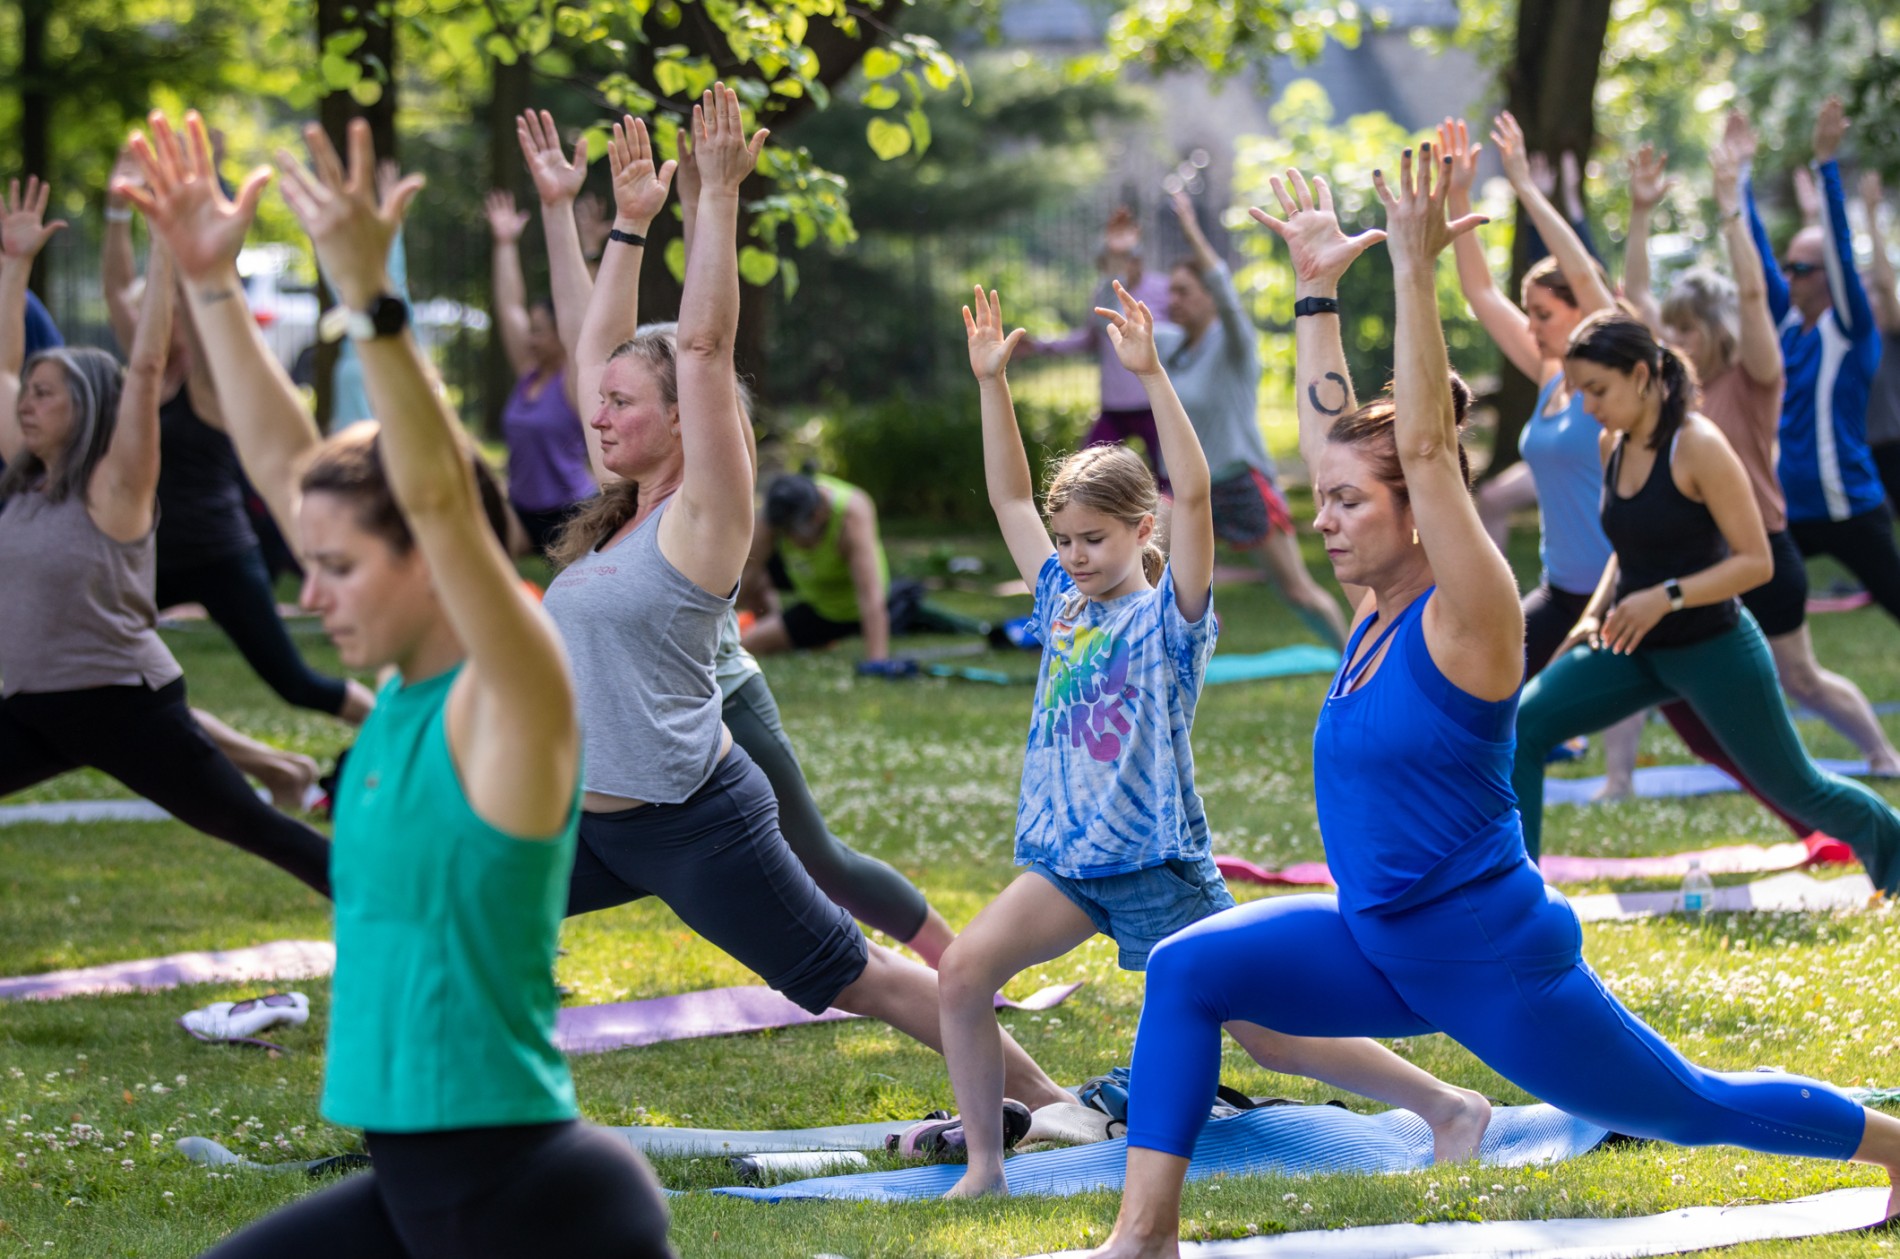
[612, 1119, 918, 1157]
[1023, 1186, 1891, 1258]
[0, 940, 337, 1002]
[554, 981, 1083, 1056]
[712, 1102, 1609, 1202]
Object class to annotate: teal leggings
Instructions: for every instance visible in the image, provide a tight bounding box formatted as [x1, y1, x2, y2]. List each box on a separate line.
[1512, 614, 1900, 893]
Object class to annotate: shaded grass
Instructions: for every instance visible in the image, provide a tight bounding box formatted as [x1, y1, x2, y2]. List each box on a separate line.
[4, 507, 1899, 1255]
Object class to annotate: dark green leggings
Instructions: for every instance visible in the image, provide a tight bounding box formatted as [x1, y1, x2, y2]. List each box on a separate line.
[1512, 613, 1900, 893]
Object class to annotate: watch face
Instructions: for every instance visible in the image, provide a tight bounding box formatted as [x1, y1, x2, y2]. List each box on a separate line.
[369, 295, 409, 337]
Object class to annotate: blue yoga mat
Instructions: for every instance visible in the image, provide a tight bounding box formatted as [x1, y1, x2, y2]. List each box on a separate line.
[712, 1103, 1609, 1202]
[1545, 758, 1868, 806]
[1204, 644, 1342, 687]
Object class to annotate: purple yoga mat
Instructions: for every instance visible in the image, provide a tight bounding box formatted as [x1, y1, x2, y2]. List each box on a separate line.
[555, 981, 1084, 1056]
[0, 940, 336, 1002]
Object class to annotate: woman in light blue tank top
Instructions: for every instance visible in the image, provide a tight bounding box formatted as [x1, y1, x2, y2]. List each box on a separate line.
[1082, 153, 1900, 1259]
[128, 112, 672, 1258]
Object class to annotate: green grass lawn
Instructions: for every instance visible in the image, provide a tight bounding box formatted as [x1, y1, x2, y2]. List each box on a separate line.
[4, 508, 1900, 1257]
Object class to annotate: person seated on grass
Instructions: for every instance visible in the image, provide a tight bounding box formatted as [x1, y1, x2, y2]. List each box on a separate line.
[739, 469, 895, 663]
[1085, 151, 1900, 1259]
[0, 175, 330, 897]
[124, 108, 674, 1259]
[939, 278, 1487, 1200]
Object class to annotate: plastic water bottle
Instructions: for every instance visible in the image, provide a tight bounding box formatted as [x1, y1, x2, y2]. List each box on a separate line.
[1678, 858, 1714, 916]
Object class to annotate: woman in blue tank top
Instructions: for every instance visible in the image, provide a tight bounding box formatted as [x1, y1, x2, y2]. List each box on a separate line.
[127, 113, 672, 1258]
[1439, 115, 1645, 798]
[1081, 155, 1900, 1259]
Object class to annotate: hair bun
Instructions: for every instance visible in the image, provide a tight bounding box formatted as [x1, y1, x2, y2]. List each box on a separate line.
[1446, 372, 1473, 429]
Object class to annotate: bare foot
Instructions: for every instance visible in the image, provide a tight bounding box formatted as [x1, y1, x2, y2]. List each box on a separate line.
[1591, 779, 1633, 804]
[257, 752, 320, 814]
[1424, 1087, 1491, 1163]
[1082, 1227, 1179, 1258]
[1867, 753, 1900, 778]
[944, 1166, 1009, 1199]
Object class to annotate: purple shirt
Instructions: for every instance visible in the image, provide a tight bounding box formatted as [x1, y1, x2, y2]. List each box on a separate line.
[1038, 271, 1178, 412]
[501, 368, 595, 513]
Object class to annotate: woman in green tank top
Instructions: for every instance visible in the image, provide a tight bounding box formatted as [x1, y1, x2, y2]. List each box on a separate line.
[128, 110, 672, 1258]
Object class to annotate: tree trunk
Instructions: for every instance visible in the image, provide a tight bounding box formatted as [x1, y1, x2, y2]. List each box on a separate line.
[484, 56, 532, 439]
[18, 0, 51, 305]
[312, 0, 397, 431]
[1489, 0, 1613, 477]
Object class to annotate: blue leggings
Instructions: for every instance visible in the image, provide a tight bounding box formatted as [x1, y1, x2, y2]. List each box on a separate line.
[1126, 861, 1865, 1162]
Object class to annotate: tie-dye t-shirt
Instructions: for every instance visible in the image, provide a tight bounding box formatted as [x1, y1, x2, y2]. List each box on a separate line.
[1015, 554, 1218, 878]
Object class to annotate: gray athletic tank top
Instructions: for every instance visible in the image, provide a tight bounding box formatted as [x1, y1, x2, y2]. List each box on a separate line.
[542, 496, 734, 803]
[713, 607, 762, 699]
[0, 490, 183, 697]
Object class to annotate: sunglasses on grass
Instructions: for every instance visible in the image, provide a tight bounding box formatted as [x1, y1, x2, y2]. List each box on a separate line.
[229, 993, 302, 1014]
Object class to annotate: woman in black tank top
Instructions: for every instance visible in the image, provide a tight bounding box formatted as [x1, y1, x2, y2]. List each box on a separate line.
[1509, 312, 1900, 899]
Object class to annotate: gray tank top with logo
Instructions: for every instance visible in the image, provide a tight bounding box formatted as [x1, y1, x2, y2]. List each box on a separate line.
[542, 497, 735, 803]
[0, 490, 182, 697]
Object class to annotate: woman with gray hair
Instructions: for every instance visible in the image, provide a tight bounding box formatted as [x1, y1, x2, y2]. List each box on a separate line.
[0, 176, 331, 895]
[1623, 123, 1900, 804]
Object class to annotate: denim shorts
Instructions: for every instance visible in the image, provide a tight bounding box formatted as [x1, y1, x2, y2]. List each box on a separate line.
[1028, 853, 1236, 971]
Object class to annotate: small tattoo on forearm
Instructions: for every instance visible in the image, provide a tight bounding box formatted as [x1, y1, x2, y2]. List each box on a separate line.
[198, 288, 237, 305]
[1307, 372, 1349, 416]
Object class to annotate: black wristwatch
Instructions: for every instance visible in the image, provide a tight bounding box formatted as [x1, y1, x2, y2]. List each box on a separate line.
[345, 293, 410, 342]
[1664, 578, 1685, 612]
[1293, 295, 1340, 318]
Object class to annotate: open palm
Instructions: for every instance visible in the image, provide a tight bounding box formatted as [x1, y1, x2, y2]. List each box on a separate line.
[1249, 169, 1384, 287]
[0, 177, 65, 261]
[964, 285, 1025, 382]
[607, 116, 675, 226]
[517, 110, 587, 205]
[117, 114, 264, 281]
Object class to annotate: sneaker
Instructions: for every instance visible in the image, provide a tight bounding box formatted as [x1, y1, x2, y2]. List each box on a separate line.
[178, 991, 310, 1050]
[886, 1100, 1032, 1160]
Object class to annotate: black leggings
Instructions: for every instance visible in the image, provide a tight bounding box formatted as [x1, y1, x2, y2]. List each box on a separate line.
[1874, 440, 1900, 516]
[724, 673, 930, 941]
[198, 1121, 673, 1259]
[1790, 506, 1900, 628]
[1521, 583, 1592, 680]
[0, 679, 331, 896]
[157, 548, 349, 716]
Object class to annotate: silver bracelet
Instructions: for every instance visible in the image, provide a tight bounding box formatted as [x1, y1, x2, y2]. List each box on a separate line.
[105, 207, 134, 224]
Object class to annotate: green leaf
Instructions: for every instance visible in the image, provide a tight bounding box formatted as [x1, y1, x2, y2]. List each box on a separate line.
[866, 116, 912, 160]
[349, 78, 384, 106]
[664, 237, 688, 283]
[791, 208, 817, 249]
[324, 29, 368, 57]
[484, 32, 518, 65]
[653, 58, 690, 97]
[779, 256, 799, 300]
[320, 51, 363, 89]
[772, 78, 805, 98]
[782, 11, 807, 46]
[905, 107, 931, 155]
[860, 83, 899, 110]
[862, 47, 902, 79]
[738, 246, 780, 286]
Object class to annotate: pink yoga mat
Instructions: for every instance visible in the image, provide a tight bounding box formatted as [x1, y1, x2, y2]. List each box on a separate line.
[0, 940, 336, 1002]
[1216, 834, 1855, 892]
[554, 981, 1084, 1056]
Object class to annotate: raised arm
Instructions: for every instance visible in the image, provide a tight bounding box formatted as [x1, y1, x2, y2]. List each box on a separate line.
[1714, 139, 1783, 388]
[1096, 280, 1213, 619]
[965, 285, 1055, 586]
[102, 144, 143, 353]
[0, 176, 65, 464]
[1810, 98, 1875, 340]
[1492, 113, 1614, 318]
[660, 84, 757, 596]
[119, 111, 316, 538]
[1437, 117, 1544, 381]
[281, 117, 577, 838]
[1862, 172, 1900, 335]
[1170, 190, 1253, 362]
[1621, 144, 1675, 334]
[1378, 144, 1522, 701]
[571, 114, 674, 486]
[840, 495, 892, 661]
[1727, 111, 1790, 324]
[518, 110, 591, 398]
[484, 189, 536, 378]
[1248, 169, 1385, 476]
[89, 240, 175, 542]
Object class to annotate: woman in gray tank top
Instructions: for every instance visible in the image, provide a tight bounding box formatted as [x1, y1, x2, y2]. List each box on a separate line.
[533, 88, 1067, 1115]
[0, 177, 330, 896]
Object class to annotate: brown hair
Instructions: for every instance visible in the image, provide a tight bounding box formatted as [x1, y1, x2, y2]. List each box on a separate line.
[547, 332, 680, 569]
[298, 420, 511, 553]
[1519, 255, 1611, 310]
[1042, 443, 1164, 585]
[1325, 376, 1474, 507]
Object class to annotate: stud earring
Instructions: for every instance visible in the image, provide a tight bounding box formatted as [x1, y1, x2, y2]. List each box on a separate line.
[1412, 527, 1420, 545]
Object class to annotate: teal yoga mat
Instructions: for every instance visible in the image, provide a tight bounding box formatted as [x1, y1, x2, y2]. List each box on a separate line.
[1204, 644, 1342, 687]
[713, 1102, 1608, 1202]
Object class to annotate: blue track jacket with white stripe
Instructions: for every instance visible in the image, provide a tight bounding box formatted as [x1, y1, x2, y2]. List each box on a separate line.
[1746, 159, 1886, 523]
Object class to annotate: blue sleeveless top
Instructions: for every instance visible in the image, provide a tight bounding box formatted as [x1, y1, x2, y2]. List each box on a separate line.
[1519, 376, 1613, 594]
[1314, 591, 1526, 915]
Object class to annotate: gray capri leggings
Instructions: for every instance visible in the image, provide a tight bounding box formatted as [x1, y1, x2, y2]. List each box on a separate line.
[723, 673, 931, 942]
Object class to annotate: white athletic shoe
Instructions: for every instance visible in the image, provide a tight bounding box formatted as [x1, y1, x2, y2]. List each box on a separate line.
[178, 991, 310, 1047]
